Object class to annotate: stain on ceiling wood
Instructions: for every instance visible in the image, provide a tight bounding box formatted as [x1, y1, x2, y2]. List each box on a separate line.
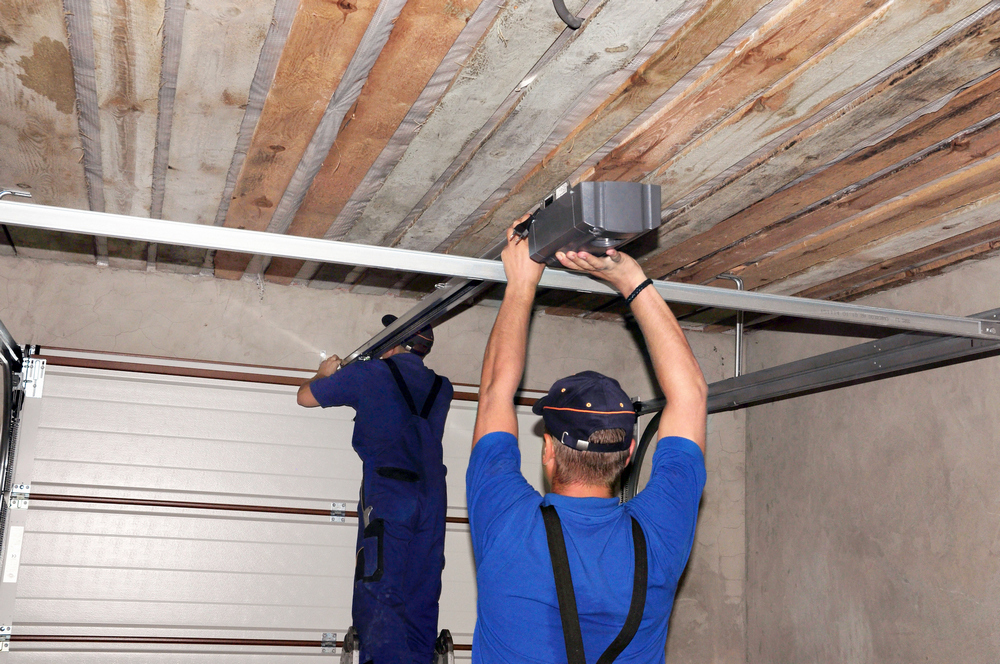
[2, 0, 1000, 327]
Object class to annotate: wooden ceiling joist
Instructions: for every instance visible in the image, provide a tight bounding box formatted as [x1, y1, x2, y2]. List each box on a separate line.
[329, 0, 589, 254]
[765, 191, 1000, 295]
[261, 0, 484, 285]
[406, 0, 697, 256]
[213, 0, 381, 280]
[800, 219, 1000, 302]
[457, 0, 773, 256]
[739, 154, 1000, 291]
[284, 0, 506, 287]
[654, 68, 1000, 283]
[639, 0, 1000, 275]
[680, 109, 1000, 287]
[238, 0, 413, 281]
[156, 0, 277, 271]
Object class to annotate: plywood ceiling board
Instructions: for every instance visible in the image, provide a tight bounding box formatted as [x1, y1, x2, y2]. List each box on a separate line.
[463, 0, 770, 255]
[407, 0, 692, 257]
[157, 0, 277, 269]
[733, 152, 1000, 290]
[213, 0, 382, 280]
[762, 191, 1000, 295]
[651, 68, 1000, 280]
[803, 219, 1000, 301]
[675, 110, 1000, 284]
[263, 0, 483, 284]
[338, 0, 589, 249]
[641, 1, 1000, 273]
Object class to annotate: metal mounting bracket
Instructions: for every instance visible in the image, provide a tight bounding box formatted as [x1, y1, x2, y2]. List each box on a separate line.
[20, 359, 44, 399]
[330, 502, 347, 523]
[0, 625, 9, 652]
[8, 484, 28, 510]
[321, 632, 337, 654]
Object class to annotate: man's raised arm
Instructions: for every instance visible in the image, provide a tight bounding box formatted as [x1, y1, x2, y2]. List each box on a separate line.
[472, 221, 545, 447]
[555, 249, 708, 452]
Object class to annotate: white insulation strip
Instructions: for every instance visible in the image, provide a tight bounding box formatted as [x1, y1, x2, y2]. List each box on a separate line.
[446, 0, 710, 251]
[241, 0, 410, 278]
[63, 0, 108, 264]
[656, 0, 1000, 220]
[198, 0, 298, 274]
[147, 0, 187, 269]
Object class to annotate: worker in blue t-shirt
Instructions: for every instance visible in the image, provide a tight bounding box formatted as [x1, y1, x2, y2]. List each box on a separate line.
[467, 220, 709, 662]
[298, 317, 453, 664]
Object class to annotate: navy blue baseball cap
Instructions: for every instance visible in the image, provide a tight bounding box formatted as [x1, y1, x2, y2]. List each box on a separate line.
[381, 314, 434, 357]
[532, 371, 635, 452]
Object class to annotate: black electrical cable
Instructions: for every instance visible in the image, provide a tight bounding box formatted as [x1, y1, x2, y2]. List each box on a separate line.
[620, 411, 662, 502]
[552, 0, 583, 29]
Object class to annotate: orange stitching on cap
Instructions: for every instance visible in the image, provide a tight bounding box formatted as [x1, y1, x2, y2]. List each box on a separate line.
[542, 406, 633, 415]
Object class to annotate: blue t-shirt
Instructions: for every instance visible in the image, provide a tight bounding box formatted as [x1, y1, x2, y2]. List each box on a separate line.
[310, 353, 453, 468]
[466, 431, 705, 662]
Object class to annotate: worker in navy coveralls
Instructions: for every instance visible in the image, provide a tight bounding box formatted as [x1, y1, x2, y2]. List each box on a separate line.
[298, 318, 453, 664]
[467, 220, 708, 662]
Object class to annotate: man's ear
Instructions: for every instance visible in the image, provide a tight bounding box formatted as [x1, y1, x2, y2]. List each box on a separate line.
[542, 433, 556, 465]
[626, 437, 637, 465]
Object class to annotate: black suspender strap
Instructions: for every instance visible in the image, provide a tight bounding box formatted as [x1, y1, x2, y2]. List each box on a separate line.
[421, 375, 443, 419]
[596, 517, 647, 664]
[540, 505, 648, 664]
[384, 358, 443, 420]
[384, 358, 418, 416]
[541, 505, 586, 664]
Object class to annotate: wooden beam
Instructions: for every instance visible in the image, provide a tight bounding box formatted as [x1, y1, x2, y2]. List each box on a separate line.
[810, 223, 1000, 302]
[400, 0, 700, 256]
[593, 0, 891, 185]
[447, 0, 771, 263]
[156, 0, 277, 270]
[263, 0, 483, 285]
[639, 1, 1000, 272]
[731, 153, 1000, 290]
[213, 0, 381, 279]
[652, 68, 1000, 281]
[91, 0, 164, 268]
[331, 0, 590, 252]
[765, 190, 1000, 295]
[675, 107, 1000, 285]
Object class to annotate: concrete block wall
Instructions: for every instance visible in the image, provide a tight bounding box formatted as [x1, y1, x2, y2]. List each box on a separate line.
[0, 255, 747, 661]
[745, 254, 1000, 663]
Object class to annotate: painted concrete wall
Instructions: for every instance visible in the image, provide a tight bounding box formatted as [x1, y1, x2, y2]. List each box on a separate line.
[0, 255, 746, 661]
[745, 255, 1000, 663]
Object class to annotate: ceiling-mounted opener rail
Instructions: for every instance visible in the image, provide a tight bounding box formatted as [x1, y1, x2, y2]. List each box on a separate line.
[342, 182, 662, 365]
[0, 196, 994, 343]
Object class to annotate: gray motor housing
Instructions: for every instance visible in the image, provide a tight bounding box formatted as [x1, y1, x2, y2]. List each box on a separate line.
[528, 181, 661, 266]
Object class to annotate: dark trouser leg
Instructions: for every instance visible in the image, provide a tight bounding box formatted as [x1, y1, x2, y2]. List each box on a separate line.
[353, 478, 429, 664]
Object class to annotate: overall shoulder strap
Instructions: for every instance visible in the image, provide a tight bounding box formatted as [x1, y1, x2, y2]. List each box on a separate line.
[596, 517, 647, 664]
[419, 374, 444, 419]
[541, 504, 586, 664]
[383, 358, 418, 416]
[541, 505, 649, 664]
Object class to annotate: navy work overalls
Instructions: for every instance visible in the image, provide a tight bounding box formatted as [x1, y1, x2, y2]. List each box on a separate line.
[351, 356, 450, 664]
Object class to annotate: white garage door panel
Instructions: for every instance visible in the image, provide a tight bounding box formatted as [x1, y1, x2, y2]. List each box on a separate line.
[2, 363, 548, 659]
[34, 430, 361, 480]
